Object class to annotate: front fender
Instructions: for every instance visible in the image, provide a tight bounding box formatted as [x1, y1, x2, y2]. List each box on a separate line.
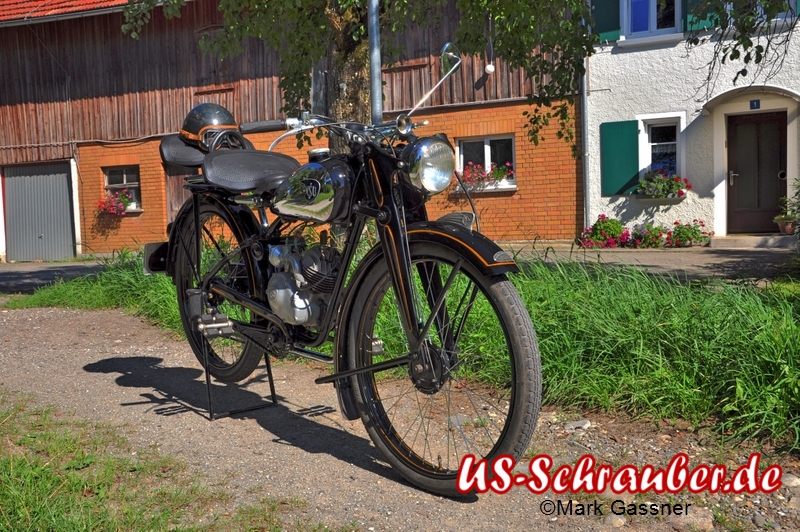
[405, 220, 519, 276]
[331, 220, 518, 420]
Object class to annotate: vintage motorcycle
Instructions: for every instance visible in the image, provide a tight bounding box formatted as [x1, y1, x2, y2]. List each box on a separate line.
[144, 44, 541, 496]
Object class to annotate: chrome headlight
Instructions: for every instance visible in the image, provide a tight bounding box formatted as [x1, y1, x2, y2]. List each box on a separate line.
[406, 138, 455, 194]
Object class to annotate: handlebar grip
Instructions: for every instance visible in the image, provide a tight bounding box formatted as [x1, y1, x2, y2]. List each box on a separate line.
[239, 119, 287, 134]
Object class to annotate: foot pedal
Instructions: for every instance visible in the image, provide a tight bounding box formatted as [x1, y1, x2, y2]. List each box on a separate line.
[186, 289, 234, 338]
[197, 313, 234, 338]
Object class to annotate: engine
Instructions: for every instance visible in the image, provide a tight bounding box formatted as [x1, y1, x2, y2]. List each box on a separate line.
[266, 238, 341, 327]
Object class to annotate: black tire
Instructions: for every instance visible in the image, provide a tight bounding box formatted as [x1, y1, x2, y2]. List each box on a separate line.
[173, 200, 264, 382]
[348, 242, 541, 496]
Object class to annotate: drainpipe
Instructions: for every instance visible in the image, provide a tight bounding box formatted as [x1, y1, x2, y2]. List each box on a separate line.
[581, 57, 591, 231]
[70, 158, 82, 257]
[0, 167, 5, 262]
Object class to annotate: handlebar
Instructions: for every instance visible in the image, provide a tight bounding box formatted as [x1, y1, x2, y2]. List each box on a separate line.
[239, 118, 301, 135]
[239, 114, 422, 152]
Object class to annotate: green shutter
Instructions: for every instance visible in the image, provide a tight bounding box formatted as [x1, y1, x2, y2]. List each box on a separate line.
[592, 0, 621, 42]
[600, 121, 639, 196]
[682, 0, 715, 31]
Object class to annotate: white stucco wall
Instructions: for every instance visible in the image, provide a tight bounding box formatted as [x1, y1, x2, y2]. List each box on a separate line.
[585, 30, 800, 236]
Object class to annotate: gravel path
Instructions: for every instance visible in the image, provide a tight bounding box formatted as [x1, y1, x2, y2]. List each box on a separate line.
[1, 306, 797, 531]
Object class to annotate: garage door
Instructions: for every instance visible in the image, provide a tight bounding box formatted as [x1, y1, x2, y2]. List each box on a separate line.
[4, 163, 75, 261]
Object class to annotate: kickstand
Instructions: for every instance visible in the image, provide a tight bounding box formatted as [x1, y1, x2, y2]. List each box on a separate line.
[201, 333, 278, 421]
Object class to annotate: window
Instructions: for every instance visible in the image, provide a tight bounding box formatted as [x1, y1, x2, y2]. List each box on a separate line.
[687, 0, 797, 32]
[104, 166, 141, 210]
[781, 0, 798, 18]
[457, 136, 516, 190]
[648, 124, 678, 175]
[636, 112, 685, 180]
[725, 0, 798, 22]
[627, 0, 680, 35]
[599, 114, 685, 196]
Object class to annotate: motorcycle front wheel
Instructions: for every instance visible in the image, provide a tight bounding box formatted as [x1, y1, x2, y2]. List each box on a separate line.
[348, 242, 541, 495]
[173, 199, 264, 382]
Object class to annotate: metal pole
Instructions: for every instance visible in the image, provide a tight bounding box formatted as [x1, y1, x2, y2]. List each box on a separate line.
[368, 0, 382, 125]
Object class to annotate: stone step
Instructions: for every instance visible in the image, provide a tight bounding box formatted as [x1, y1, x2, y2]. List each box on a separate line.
[709, 234, 797, 249]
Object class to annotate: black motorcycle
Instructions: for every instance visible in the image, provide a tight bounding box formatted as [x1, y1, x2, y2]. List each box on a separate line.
[144, 44, 541, 496]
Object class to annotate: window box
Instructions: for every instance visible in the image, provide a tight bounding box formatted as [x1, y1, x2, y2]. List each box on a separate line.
[455, 180, 518, 194]
[634, 193, 686, 204]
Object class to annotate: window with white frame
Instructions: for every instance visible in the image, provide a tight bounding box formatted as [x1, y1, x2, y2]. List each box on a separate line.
[457, 136, 516, 190]
[694, 0, 797, 32]
[627, 0, 680, 36]
[636, 113, 685, 179]
[781, 0, 798, 18]
[726, 0, 798, 22]
[104, 166, 141, 210]
[648, 124, 678, 175]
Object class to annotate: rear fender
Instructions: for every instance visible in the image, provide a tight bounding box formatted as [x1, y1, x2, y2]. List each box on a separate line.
[166, 195, 264, 304]
[165, 196, 262, 284]
[332, 220, 518, 420]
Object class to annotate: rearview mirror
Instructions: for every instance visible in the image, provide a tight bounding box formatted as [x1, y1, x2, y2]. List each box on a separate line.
[440, 43, 462, 76]
[407, 42, 463, 116]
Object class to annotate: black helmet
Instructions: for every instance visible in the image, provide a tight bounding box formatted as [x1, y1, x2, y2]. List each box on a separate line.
[179, 103, 238, 151]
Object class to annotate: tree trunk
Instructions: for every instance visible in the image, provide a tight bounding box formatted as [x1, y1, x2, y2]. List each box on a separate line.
[323, 7, 372, 152]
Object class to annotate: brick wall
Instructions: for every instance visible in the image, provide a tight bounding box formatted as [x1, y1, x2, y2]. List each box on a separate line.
[76, 134, 308, 254]
[76, 100, 582, 253]
[405, 99, 584, 241]
[77, 142, 168, 254]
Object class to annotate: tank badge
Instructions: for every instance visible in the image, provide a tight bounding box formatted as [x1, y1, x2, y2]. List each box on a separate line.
[302, 179, 321, 203]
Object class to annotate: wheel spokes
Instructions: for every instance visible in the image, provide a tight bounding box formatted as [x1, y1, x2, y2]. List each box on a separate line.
[364, 257, 514, 473]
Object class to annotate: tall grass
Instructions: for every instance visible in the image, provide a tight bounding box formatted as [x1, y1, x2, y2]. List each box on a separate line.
[515, 259, 800, 445]
[8, 249, 800, 446]
[7, 250, 183, 335]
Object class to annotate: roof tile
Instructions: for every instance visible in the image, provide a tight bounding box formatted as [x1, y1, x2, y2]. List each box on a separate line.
[0, 0, 129, 23]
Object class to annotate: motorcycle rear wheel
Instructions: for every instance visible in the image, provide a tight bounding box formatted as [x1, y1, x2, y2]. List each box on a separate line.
[348, 242, 541, 495]
[173, 200, 264, 382]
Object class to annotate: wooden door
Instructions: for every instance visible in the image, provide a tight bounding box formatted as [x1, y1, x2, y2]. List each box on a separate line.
[164, 165, 196, 223]
[727, 112, 787, 233]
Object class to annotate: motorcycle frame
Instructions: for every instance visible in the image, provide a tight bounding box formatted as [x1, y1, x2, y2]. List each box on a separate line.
[169, 134, 520, 397]
[177, 141, 432, 368]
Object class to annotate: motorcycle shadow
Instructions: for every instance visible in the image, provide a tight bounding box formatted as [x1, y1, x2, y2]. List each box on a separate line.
[82, 356, 401, 483]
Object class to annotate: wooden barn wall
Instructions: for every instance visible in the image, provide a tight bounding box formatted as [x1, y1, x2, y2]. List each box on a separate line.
[1, 0, 541, 166]
[380, 1, 538, 113]
[0, 0, 283, 165]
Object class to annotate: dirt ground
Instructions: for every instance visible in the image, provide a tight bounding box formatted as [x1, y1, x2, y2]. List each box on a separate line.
[2, 306, 798, 531]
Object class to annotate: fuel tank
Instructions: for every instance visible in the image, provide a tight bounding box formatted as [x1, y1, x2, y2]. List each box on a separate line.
[271, 157, 354, 223]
